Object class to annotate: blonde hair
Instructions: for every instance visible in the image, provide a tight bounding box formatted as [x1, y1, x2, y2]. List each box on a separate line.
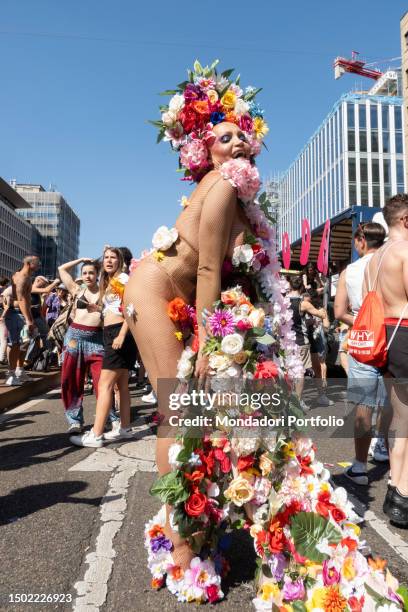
[99, 247, 124, 302]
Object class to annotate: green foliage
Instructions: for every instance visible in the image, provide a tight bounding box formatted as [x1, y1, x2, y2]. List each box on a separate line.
[243, 87, 262, 101]
[148, 119, 164, 128]
[221, 68, 234, 79]
[159, 89, 179, 96]
[292, 602, 307, 612]
[173, 506, 201, 539]
[202, 337, 221, 355]
[396, 585, 408, 611]
[176, 437, 202, 464]
[255, 333, 275, 346]
[149, 471, 189, 505]
[290, 512, 341, 563]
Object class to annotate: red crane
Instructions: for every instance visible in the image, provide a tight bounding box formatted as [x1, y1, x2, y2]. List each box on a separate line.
[334, 51, 383, 81]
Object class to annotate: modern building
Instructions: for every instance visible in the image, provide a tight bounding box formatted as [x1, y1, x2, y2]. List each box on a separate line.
[12, 183, 80, 278]
[401, 11, 408, 187]
[278, 73, 406, 262]
[0, 177, 33, 278]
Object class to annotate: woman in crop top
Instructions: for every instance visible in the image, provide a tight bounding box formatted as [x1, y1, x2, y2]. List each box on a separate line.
[70, 247, 137, 447]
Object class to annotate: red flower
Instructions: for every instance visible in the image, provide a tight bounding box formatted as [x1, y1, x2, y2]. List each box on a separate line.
[297, 454, 314, 476]
[237, 454, 255, 472]
[255, 530, 271, 557]
[198, 449, 215, 477]
[348, 596, 364, 612]
[331, 507, 346, 523]
[151, 577, 165, 589]
[185, 491, 207, 517]
[168, 297, 189, 322]
[205, 499, 223, 523]
[206, 584, 221, 603]
[341, 537, 358, 552]
[268, 520, 286, 553]
[254, 361, 279, 380]
[178, 105, 198, 132]
[252, 243, 262, 254]
[214, 448, 231, 473]
[274, 500, 303, 526]
[184, 470, 205, 486]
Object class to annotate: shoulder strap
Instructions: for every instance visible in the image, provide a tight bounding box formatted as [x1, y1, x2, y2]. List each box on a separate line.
[368, 240, 405, 291]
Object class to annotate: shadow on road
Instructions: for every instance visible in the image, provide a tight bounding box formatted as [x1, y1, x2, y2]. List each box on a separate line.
[0, 431, 79, 470]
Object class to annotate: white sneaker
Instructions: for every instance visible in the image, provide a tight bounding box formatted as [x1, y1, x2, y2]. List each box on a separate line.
[5, 375, 23, 387]
[300, 399, 311, 412]
[368, 437, 378, 458]
[68, 423, 83, 434]
[104, 423, 134, 441]
[16, 370, 30, 382]
[373, 437, 389, 462]
[316, 394, 334, 407]
[141, 390, 157, 404]
[70, 429, 104, 447]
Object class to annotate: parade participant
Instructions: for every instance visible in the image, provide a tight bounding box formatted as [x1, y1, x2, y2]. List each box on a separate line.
[0, 276, 9, 364]
[45, 284, 68, 328]
[303, 293, 332, 406]
[287, 275, 327, 409]
[365, 194, 408, 525]
[335, 222, 388, 486]
[120, 61, 403, 607]
[302, 262, 324, 302]
[31, 276, 60, 340]
[58, 257, 119, 433]
[3, 256, 40, 386]
[70, 247, 136, 445]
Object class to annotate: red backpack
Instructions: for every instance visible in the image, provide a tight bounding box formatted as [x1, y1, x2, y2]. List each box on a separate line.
[348, 242, 407, 368]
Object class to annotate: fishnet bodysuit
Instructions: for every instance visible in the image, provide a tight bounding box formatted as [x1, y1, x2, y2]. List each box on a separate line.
[124, 170, 251, 566]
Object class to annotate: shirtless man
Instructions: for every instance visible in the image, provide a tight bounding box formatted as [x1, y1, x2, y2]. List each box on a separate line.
[364, 194, 408, 526]
[3, 255, 40, 385]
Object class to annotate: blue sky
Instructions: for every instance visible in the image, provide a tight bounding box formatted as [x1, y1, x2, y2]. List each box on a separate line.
[1, 0, 405, 258]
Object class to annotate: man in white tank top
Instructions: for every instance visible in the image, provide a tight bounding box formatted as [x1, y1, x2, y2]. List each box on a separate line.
[334, 222, 388, 486]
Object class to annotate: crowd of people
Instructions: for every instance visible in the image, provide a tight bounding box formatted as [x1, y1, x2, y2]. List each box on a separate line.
[0, 247, 157, 444]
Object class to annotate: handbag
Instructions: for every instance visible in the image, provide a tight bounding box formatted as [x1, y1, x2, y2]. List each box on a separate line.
[48, 299, 75, 350]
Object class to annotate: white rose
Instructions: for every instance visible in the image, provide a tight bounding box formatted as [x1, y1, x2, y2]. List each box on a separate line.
[168, 443, 183, 468]
[233, 244, 254, 266]
[226, 364, 242, 378]
[207, 482, 220, 498]
[221, 333, 244, 355]
[209, 353, 232, 372]
[152, 226, 178, 251]
[162, 111, 177, 127]
[234, 98, 250, 116]
[168, 94, 185, 114]
[248, 308, 265, 328]
[177, 357, 193, 379]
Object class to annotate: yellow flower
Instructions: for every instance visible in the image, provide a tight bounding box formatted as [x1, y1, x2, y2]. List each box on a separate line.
[282, 441, 295, 458]
[306, 587, 326, 611]
[220, 90, 237, 110]
[260, 582, 280, 602]
[304, 560, 323, 579]
[259, 452, 274, 476]
[233, 351, 248, 365]
[224, 475, 254, 507]
[253, 116, 269, 140]
[109, 277, 125, 298]
[180, 195, 189, 208]
[344, 522, 360, 537]
[320, 482, 330, 492]
[342, 556, 356, 581]
[153, 250, 165, 262]
[174, 331, 183, 341]
[207, 89, 219, 104]
[281, 606, 293, 612]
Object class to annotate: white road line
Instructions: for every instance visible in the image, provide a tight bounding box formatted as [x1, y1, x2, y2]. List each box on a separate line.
[0, 389, 60, 424]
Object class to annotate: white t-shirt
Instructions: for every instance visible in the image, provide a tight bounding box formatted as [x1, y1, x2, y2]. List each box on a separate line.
[102, 273, 129, 316]
[345, 254, 373, 316]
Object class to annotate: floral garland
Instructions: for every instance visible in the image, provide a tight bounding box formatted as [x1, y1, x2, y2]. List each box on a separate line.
[150, 60, 268, 181]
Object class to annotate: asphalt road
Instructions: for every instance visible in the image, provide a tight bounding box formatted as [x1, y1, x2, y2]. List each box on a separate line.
[0, 383, 407, 612]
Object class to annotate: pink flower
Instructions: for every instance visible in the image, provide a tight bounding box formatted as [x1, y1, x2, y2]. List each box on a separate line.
[208, 309, 236, 337]
[247, 133, 262, 156]
[282, 577, 306, 601]
[220, 158, 261, 203]
[238, 115, 253, 133]
[180, 139, 210, 175]
[236, 319, 252, 331]
[323, 560, 341, 586]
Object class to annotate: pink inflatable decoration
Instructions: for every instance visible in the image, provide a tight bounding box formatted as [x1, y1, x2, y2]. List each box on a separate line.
[317, 219, 330, 275]
[282, 232, 291, 270]
[299, 218, 311, 266]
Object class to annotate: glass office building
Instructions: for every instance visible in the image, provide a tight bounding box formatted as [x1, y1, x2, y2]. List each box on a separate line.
[0, 177, 33, 278]
[14, 184, 80, 278]
[279, 91, 406, 246]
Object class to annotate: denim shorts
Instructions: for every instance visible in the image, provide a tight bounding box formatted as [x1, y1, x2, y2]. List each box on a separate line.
[347, 354, 388, 408]
[4, 310, 25, 346]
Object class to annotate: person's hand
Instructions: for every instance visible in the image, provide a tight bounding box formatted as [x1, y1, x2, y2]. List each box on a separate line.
[82, 257, 93, 263]
[86, 303, 100, 313]
[112, 333, 125, 350]
[27, 322, 36, 335]
[194, 351, 209, 384]
[319, 308, 327, 319]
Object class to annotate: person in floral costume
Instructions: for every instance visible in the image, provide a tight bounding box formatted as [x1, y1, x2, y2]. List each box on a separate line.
[124, 61, 407, 609]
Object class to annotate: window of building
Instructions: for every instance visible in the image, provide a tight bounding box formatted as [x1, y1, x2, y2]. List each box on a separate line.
[372, 185, 381, 206]
[359, 104, 366, 129]
[383, 132, 390, 153]
[348, 130, 355, 151]
[370, 105, 378, 129]
[349, 183, 356, 205]
[372, 159, 380, 183]
[397, 159, 404, 185]
[348, 157, 356, 182]
[395, 106, 402, 130]
[395, 132, 403, 154]
[361, 185, 369, 206]
[383, 159, 391, 184]
[347, 103, 355, 128]
[359, 131, 367, 152]
[360, 158, 368, 182]
[371, 131, 379, 152]
[382, 106, 389, 130]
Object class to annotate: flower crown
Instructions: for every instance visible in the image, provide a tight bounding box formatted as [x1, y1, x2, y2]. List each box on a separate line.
[150, 60, 268, 182]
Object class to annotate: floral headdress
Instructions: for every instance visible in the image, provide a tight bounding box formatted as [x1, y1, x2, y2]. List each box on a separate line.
[150, 59, 269, 181]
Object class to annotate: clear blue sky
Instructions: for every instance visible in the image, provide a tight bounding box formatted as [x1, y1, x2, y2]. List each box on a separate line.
[1, 0, 405, 259]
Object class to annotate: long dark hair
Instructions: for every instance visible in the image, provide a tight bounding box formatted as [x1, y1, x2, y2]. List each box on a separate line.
[99, 247, 125, 302]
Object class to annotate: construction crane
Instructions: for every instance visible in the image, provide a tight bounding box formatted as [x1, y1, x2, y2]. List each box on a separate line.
[334, 51, 383, 81]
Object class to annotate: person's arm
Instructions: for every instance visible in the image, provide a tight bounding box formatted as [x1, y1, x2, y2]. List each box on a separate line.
[58, 258, 91, 295]
[112, 320, 129, 350]
[195, 176, 236, 376]
[0, 292, 10, 320]
[301, 300, 326, 320]
[32, 279, 60, 295]
[334, 269, 354, 327]
[15, 276, 34, 332]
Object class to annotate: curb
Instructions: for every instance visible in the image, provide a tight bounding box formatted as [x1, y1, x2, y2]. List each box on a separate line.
[0, 370, 61, 413]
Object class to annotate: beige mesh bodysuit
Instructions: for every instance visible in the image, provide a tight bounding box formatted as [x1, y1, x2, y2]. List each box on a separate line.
[125, 169, 251, 391]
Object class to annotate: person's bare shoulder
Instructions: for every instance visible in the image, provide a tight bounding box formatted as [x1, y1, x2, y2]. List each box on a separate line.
[14, 271, 30, 298]
[198, 169, 237, 197]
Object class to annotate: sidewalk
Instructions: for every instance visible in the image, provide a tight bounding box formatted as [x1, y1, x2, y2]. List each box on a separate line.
[0, 364, 61, 413]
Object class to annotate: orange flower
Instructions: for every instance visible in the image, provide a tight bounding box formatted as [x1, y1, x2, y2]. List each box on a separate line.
[323, 586, 347, 612]
[148, 524, 164, 538]
[224, 111, 239, 124]
[169, 565, 184, 580]
[109, 277, 125, 298]
[368, 557, 387, 571]
[184, 470, 205, 485]
[167, 297, 189, 322]
[151, 577, 165, 589]
[192, 100, 210, 115]
[340, 537, 358, 552]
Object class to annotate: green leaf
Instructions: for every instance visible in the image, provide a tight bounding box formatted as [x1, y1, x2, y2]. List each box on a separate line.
[176, 438, 201, 464]
[219, 84, 230, 98]
[159, 89, 179, 96]
[256, 333, 275, 346]
[221, 68, 234, 79]
[177, 80, 189, 90]
[235, 74, 241, 85]
[397, 585, 408, 611]
[148, 119, 164, 128]
[261, 564, 272, 579]
[156, 129, 165, 144]
[259, 192, 267, 204]
[150, 471, 189, 505]
[290, 512, 341, 563]
[193, 59, 203, 74]
[250, 327, 266, 337]
[363, 583, 390, 607]
[244, 87, 263, 101]
[173, 506, 201, 539]
[188, 69, 194, 82]
[292, 602, 307, 612]
[210, 59, 220, 72]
